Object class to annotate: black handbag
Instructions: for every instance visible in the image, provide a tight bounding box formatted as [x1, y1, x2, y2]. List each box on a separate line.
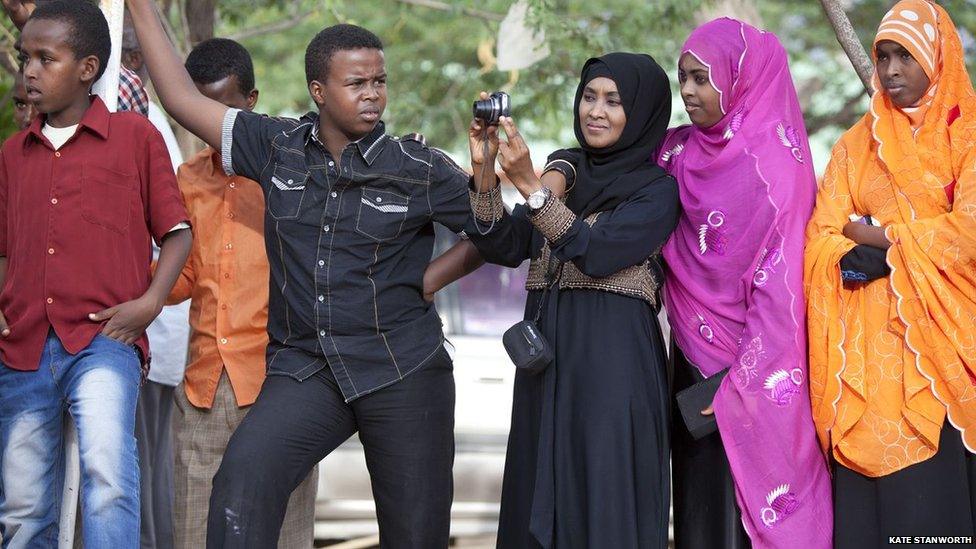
[502, 257, 560, 374]
[675, 368, 729, 440]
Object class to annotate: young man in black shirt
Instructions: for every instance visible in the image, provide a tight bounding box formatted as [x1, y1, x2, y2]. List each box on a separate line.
[128, 2, 504, 546]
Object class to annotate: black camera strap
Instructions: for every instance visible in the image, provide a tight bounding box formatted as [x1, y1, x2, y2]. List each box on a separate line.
[532, 253, 561, 323]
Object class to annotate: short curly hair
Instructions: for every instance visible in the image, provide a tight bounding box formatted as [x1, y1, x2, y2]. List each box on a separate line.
[186, 38, 255, 96]
[304, 24, 383, 85]
[28, 0, 111, 82]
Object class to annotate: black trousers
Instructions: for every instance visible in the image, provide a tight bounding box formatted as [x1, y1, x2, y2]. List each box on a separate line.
[670, 344, 751, 549]
[206, 347, 455, 549]
[135, 380, 176, 549]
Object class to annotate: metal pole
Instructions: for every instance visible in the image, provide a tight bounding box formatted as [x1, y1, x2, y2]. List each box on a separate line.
[92, 0, 125, 111]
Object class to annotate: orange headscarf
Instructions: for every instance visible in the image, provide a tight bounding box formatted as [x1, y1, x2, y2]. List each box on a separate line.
[805, 0, 976, 477]
[875, 1, 941, 127]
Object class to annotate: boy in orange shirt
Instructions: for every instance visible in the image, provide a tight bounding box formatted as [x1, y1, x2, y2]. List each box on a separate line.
[166, 38, 316, 549]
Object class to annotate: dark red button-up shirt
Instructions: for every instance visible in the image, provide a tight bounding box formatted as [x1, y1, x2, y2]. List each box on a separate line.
[0, 97, 189, 371]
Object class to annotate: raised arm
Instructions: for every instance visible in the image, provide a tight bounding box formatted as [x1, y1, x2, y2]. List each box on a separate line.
[125, 0, 226, 149]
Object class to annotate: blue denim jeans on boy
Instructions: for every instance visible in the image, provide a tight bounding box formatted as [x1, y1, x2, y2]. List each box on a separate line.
[0, 330, 141, 548]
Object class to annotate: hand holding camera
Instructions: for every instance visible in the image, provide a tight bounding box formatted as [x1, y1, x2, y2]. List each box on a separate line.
[468, 91, 507, 191]
[497, 116, 542, 199]
[469, 91, 542, 198]
[473, 91, 511, 126]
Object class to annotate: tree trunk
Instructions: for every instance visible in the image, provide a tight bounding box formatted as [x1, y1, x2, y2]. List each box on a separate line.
[819, 0, 873, 95]
[168, 0, 215, 157]
[185, 0, 217, 45]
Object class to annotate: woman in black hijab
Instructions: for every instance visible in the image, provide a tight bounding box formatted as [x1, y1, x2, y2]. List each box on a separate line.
[465, 52, 679, 548]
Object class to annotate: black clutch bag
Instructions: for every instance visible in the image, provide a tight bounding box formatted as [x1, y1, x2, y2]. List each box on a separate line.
[502, 320, 553, 374]
[675, 368, 728, 440]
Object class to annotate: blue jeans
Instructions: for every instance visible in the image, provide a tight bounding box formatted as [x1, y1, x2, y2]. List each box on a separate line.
[0, 331, 141, 549]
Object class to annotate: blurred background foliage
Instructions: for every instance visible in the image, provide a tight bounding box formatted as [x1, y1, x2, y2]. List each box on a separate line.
[1, 0, 975, 170]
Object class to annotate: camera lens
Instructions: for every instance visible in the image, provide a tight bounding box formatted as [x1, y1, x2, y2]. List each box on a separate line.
[472, 92, 511, 126]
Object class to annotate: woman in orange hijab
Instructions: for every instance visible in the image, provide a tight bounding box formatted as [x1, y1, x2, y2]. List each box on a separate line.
[806, 0, 976, 545]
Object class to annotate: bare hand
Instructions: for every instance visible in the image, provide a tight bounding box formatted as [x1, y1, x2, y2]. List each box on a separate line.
[701, 403, 714, 416]
[1, 0, 35, 29]
[0, 308, 9, 337]
[497, 116, 541, 197]
[89, 296, 162, 345]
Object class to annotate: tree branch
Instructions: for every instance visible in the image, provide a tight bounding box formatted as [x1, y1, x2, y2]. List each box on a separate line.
[0, 48, 17, 76]
[819, 0, 873, 95]
[227, 9, 314, 42]
[803, 92, 866, 135]
[174, 0, 192, 54]
[393, 0, 504, 22]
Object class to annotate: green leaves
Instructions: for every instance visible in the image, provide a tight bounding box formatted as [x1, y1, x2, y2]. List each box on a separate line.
[3, 0, 975, 158]
[212, 0, 708, 152]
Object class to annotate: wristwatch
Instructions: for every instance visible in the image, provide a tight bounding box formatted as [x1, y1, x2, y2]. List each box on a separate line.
[527, 187, 551, 211]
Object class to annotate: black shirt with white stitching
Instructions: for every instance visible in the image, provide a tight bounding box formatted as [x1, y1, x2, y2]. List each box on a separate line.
[222, 109, 490, 401]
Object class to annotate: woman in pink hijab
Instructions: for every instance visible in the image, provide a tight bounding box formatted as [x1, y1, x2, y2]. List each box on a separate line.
[659, 18, 833, 548]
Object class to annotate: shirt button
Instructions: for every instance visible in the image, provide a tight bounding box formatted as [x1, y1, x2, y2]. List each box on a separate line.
[221, 304, 227, 310]
[51, 198, 58, 205]
[330, 192, 337, 198]
[328, 161, 335, 167]
[376, 197, 383, 203]
[54, 151, 61, 158]
[323, 225, 330, 232]
[48, 248, 55, 255]
[225, 243, 233, 250]
[220, 338, 228, 345]
[317, 260, 325, 267]
[224, 273, 230, 279]
[318, 295, 324, 302]
[227, 212, 235, 219]
[319, 330, 326, 337]
[229, 182, 236, 189]
[46, 297, 53, 304]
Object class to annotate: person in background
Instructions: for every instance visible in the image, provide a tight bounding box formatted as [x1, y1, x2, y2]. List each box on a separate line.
[120, 14, 190, 549]
[0, 2, 191, 546]
[12, 69, 37, 131]
[166, 37, 317, 549]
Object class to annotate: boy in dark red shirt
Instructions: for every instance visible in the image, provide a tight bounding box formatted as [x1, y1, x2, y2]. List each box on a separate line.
[0, 2, 191, 547]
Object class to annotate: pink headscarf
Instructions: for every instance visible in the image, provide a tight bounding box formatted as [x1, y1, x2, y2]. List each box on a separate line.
[659, 18, 832, 548]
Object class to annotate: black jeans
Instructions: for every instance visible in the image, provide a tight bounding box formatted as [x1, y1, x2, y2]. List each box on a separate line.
[206, 347, 455, 548]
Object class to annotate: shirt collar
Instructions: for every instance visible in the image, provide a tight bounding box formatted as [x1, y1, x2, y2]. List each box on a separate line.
[304, 113, 388, 166]
[26, 96, 111, 149]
